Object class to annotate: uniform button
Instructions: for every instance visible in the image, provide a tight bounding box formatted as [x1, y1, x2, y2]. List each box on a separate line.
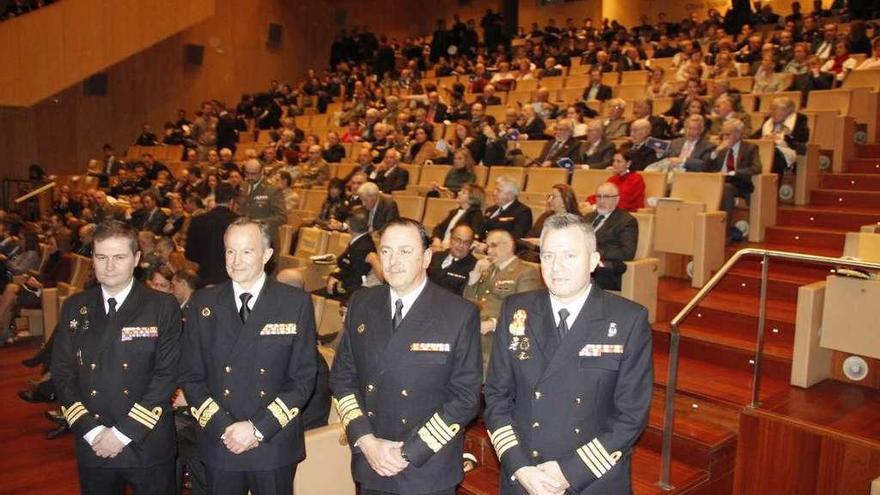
[367, 411, 374, 417]
[123, 389, 129, 395]
[401, 418, 407, 424]
[400, 389, 408, 397]
[94, 414, 100, 419]
[575, 397, 582, 404]
[534, 391, 541, 399]
[224, 389, 230, 396]
[225, 366, 232, 373]
[532, 422, 540, 428]
[259, 368, 266, 375]
[259, 390, 266, 397]
[122, 363, 128, 370]
[90, 363, 96, 370]
[531, 450, 540, 458]
[90, 390, 97, 396]
[367, 384, 375, 392]
[575, 428, 581, 434]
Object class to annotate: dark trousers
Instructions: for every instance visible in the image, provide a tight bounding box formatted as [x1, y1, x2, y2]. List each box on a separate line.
[78, 460, 175, 495]
[722, 175, 754, 228]
[206, 464, 296, 495]
[362, 489, 456, 495]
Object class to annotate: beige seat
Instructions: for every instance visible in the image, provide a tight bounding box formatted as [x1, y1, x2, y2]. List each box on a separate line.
[318, 298, 344, 337]
[620, 70, 650, 85]
[393, 195, 427, 222]
[614, 212, 660, 323]
[294, 423, 355, 495]
[539, 76, 565, 90]
[399, 164, 421, 185]
[42, 253, 93, 342]
[758, 91, 803, 112]
[614, 84, 648, 102]
[487, 166, 528, 190]
[565, 74, 590, 89]
[515, 80, 539, 92]
[571, 168, 614, 197]
[506, 91, 534, 106]
[743, 139, 779, 243]
[473, 165, 488, 186]
[508, 140, 547, 162]
[638, 171, 667, 201]
[525, 167, 568, 193]
[279, 226, 329, 270]
[407, 165, 451, 195]
[422, 197, 459, 234]
[333, 162, 359, 181]
[297, 231, 352, 291]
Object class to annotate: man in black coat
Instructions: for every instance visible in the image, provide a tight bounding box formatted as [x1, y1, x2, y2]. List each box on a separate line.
[428, 224, 478, 295]
[484, 177, 533, 241]
[583, 183, 639, 291]
[359, 182, 400, 232]
[51, 220, 182, 494]
[137, 192, 168, 236]
[425, 91, 448, 124]
[185, 184, 239, 286]
[533, 119, 583, 167]
[374, 149, 410, 194]
[627, 120, 664, 172]
[317, 207, 376, 302]
[484, 213, 652, 495]
[329, 218, 482, 495]
[581, 70, 613, 102]
[705, 118, 763, 231]
[180, 218, 317, 495]
[665, 115, 717, 172]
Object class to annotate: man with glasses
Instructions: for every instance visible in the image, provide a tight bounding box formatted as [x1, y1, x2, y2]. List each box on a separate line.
[428, 224, 478, 295]
[706, 118, 762, 240]
[533, 119, 583, 168]
[602, 99, 629, 140]
[583, 183, 638, 291]
[237, 159, 286, 243]
[329, 218, 482, 495]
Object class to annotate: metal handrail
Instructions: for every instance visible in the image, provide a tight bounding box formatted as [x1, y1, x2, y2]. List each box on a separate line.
[658, 248, 880, 490]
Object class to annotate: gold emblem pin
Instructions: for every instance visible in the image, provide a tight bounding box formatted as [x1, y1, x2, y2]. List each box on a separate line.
[357, 323, 365, 334]
[79, 306, 88, 315]
[201, 307, 211, 317]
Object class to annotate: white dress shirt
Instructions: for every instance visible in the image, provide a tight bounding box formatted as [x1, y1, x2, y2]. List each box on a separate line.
[233, 272, 267, 312]
[389, 275, 428, 322]
[550, 284, 592, 328]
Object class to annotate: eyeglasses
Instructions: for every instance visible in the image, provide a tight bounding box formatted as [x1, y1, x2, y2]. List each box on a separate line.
[595, 194, 619, 200]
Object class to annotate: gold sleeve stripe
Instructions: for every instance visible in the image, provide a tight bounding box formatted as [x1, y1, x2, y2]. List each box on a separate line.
[127, 403, 161, 429]
[191, 398, 214, 419]
[489, 425, 519, 458]
[333, 394, 364, 428]
[190, 398, 220, 428]
[576, 438, 622, 479]
[268, 397, 300, 428]
[61, 402, 88, 426]
[417, 413, 461, 453]
[577, 446, 605, 478]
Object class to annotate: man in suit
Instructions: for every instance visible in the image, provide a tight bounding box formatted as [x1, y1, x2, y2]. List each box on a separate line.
[709, 96, 753, 137]
[329, 218, 482, 495]
[631, 99, 671, 140]
[51, 220, 182, 494]
[484, 213, 652, 495]
[628, 119, 663, 172]
[185, 184, 239, 286]
[788, 55, 834, 103]
[602, 99, 630, 140]
[237, 159, 287, 243]
[428, 224, 478, 295]
[534, 119, 583, 168]
[360, 181, 400, 232]
[705, 118, 763, 234]
[424, 91, 448, 124]
[580, 121, 616, 169]
[618, 47, 643, 71]
[180, 218, 317, 495]
[138, 192, 168, 235]
[474, 84, 502, 106]
[583, 183, 639, 291]
[374, 149, 410, 194]
[665, 115, 716, 172]
[318, 207, 377, 302]
[752, 96, 810, 178]
[464, 230, 542, 376]
[484, 177, 533, 241]
[581, 70, 613, 102]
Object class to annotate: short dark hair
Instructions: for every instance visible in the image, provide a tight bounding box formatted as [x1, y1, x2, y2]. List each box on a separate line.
[214, 183, 236, 204]
[93, 220, 139, 254]
[380, 217, 431, 249]
[348, 207, 370, 234]
[173, 268, 199, 290]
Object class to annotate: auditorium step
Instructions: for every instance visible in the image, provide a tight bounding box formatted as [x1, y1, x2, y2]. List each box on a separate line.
[764, 225, 847, 251]
[809, 189, 880, 209]
[854, 144, 880, 159]
[845, 157, 880, 173]
[820, 172, 880, 191]
[777, 206, 880, 232]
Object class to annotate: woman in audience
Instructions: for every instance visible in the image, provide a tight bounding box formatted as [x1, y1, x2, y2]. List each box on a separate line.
[144, 264, 174, 294]
[752, 56, 788, 94]
[672, 98, 711, 136]
[201, 172, 220, 202]
[517, 183, 580, 261]
[405, 127, 442, 164]
[316, 178, 346, 224]
[856, 38, 880, 70]
[565, 106, 589, 138]
[277, 171, 300, 212]
[442, 122, 480, 164]
[322, 131, 346, 163]
[434, 148, 478, 197]
[706, 50, 741, 79]
[340, 120, 362, 143]
[820, 40, 858, 83]
[645, 68, 678, 98]
[588, 145, 645, 212]
[431, 183, 486, 249]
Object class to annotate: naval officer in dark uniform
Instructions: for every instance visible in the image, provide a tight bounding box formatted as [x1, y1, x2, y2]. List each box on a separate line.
[329, 217, 483, 495]
[51, 219, 182, 494]
[180, 218, 317, 495]
[484, 213, 652, 495]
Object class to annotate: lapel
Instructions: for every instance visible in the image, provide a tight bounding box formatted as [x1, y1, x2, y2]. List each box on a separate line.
[380, 282, 436, 367]
[93, 282, 148, 357]
[214, 282, 243, 361]
[226, 278, 275, 363]
[540, 287, 607, 383]
[526, 290, 556, 366]
[365, 287, 394, 379]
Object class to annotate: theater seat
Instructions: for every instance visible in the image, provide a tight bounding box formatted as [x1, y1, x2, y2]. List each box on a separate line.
[294, 423, 355, 495]
[613, 212, 659, 323]
[744, 139, 779, 243]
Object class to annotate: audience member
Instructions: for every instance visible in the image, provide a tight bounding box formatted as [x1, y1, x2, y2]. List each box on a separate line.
[583, 182, 639, 291]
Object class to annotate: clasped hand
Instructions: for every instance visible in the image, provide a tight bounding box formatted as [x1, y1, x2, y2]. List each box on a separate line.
[515, 461, 571, 495]
[92, 427, 125, 458]
[222, 421, 259, 454]
[358, 434, 409, 477]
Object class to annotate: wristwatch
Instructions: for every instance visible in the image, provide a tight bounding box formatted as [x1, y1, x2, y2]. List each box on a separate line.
[399, 445, 409, 462]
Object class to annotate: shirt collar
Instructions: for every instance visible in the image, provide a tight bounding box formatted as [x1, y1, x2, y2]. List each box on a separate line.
[495, 256, 516, 272]
[500, 200, 514, 211]
[233, 272, 267, 310]
[549, 284, 592, 326]
[102, 277, 135, 313]
[350, 232, 368, 244]
[389, 275, 428, 321]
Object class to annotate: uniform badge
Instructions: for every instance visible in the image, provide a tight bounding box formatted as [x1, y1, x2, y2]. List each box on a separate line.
[356, 323, 365, 334]
[516, 351, 530, 361]
[79, 306, 88, 315]
[69, 319, 78, 330]
[509, 309, 527, 336]
[201, 307, 211, 317]
[607, 322, 618, 338]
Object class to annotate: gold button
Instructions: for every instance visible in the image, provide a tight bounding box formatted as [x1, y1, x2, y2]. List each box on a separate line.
[367, 411, 374, 417]
[531, 450, 540, 458]
[259, 390, 266, 397]
[532, 422, 540, 428]
[401, 418, 407, 424]
[259, 368, 266, 375]
[575, 428, 581, 434]
[400, 389, 408, 397]
[367, 384, 375, 392]
[90, 390, 97, 396]
[90, 363, 96, 370]
[534, 391, 541, 399]
[122, 363, 128, 370]
[575, 397, 582, 404]
[94, 414, 100, 419]
[123, 389, 129, 395]
[224, 389, 230, 396]
[225, 366, 232, 373]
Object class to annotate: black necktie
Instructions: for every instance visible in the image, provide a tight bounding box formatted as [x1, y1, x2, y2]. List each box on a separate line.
[107, 298, 117, 319]
[392, 299, 404, 330]
[592, 215, 605, 229]
[239, 293, 252, 324]
[556, 308, 570, 342]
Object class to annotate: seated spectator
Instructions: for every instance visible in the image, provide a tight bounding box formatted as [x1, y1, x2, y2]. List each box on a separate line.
[753, 96, 810, 178]
[160, 197, 187, 237]
[534, 119, 582, 167]
[432, 183, 486, 249]
[276, 171, 300, 212]
[820, 40, 857, 83]
[424, 91, 448, 124]
[582, 69, 613, 102]
[359, 181, 399, 232]
[428, 224, 478, 295]
[171, 268, 198, 310]
[856, 38, 880, 71]
[619, 46, 643, 71]
[645, 68, 678, 99]
[372, 149, 409, 193]
[788, 55, 834, 102]
[813, 22, 837, 61]
[665, 115, 716, 172]
[463, 229, 541, 376]
[531, 87, 559, 121]
[588, 145, 646, 211]
[315, 207, 380, 302]
[144, 264, 174, 294]
[513, 59, 536, 81]
[322, 131, 346, 162]
[706, 118, 762, 239]
[627, 119, 663, 171]
[293, 145, 330, 188]
[442, 121, 484, 165]
[483, 176, 533, 241]
[583, 182, 639, 291]
[474, 84, 502, 106]
[709, 96, 752, 136]
[316, 178, 347, 224]
[541, 56, 564, 77]
[135, 192, 168, 235]
[490, 61, 516, 90]
[218, 148, 239, 178]
[405, 127, 442, 165]
[593, 50, 614, 73]
[603, 99, 630, 139]
[580, 120, 616, 169]
[564, 106, 589, 137]
[676, 50, 709, 82]
[434, 148, 478, 197]
[752, 56, 789, 94]
[135, 123, 159, 146]
[631, 98, 672, 139]
[671, 98, 712, 137]
[519, 105, 547, 140]
[783, 43, 810, 75]
[340, 120, 362, 143]
[518, 183, 580, 262]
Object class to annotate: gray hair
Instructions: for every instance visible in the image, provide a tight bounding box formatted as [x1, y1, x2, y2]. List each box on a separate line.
[630, 118, 651, 133]
[495, 176, 520, 196]
[226, 217, 273, 250]
[771, 96, 796, 113]
[539, 213, 596, 251]
[721, 118, 745, 135]
[358, 181, 380, 197]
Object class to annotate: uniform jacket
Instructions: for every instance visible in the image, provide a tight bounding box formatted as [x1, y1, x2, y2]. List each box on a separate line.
[329, 282, 482, 493]
[51, 282, 182, 468]
[237, 178, 287, 233]
[484, 200, 534, 240]
[431, 205, 486, 242]
[463, 257, 541, 323]
[427, 250, 478, 295]
[333, 232, 376, 295]
[484, 288, 653, 494]
[180, 279, 318, 471]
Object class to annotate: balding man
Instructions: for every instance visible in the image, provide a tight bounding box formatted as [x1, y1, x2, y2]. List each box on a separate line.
[425, 91, 448, 124]
[475, 84, 502, 106]
[627, 119, 663, 171]
[534, 119, 583, 168]
[237, 159, 286, 240]
[484, 177, 533, 241]
[428, 224, 478, 295]
[665, 115, 716, 171]
[293, 145, 329, 189]
[583, 183, 638, 291]
[373, 149, 409, 193]
[706, 118, 762, 236]
[359, 182, 400, 232]
[581, 120, 616, 169]
[631, 98, 671, 140]
[602, 99, 629, 140]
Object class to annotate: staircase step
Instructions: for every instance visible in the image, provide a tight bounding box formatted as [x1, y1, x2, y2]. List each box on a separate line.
[846, 157, 880, 173]
[820, 173, 880, 191]
[854, 144, 880, 158]
[764, 225, 847, 251]
[811, 189, 880, 209]
[777, 206, 880, 231]
[717, 269, 804, 301]
[658, 278, 797, 325]
[729, 242, 843, 261]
